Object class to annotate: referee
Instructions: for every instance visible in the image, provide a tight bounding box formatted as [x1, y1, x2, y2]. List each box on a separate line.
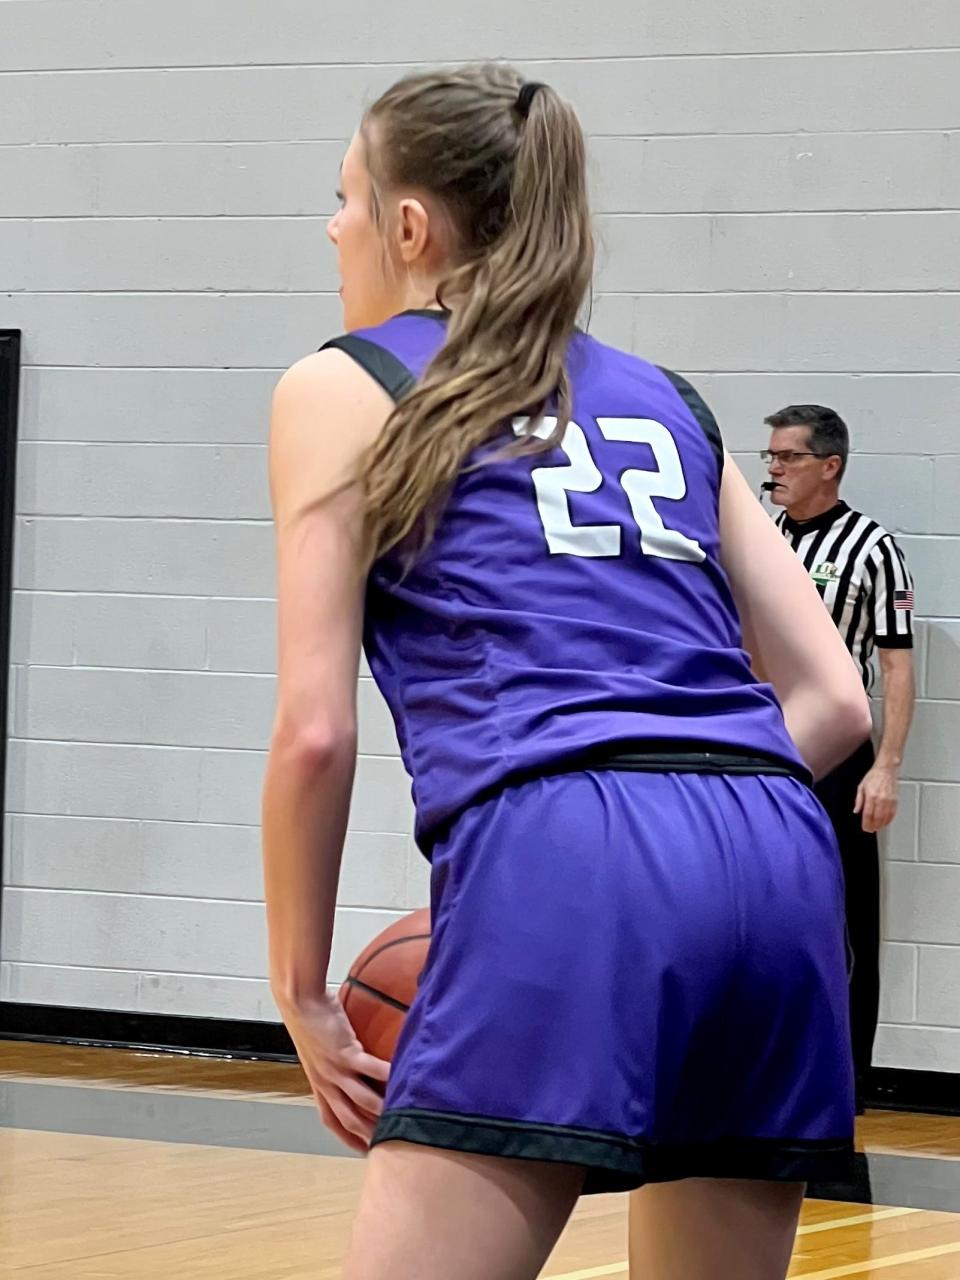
[763, 404, 916, 1111]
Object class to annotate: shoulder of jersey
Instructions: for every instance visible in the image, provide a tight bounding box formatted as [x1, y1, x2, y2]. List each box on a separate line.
[318, 312, 448, 405]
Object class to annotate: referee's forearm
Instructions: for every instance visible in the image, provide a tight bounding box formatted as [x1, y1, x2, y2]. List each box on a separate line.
[875, 652, 916, 769]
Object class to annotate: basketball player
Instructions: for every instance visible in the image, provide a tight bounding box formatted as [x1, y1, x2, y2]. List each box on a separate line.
[262, 66, 871, 1280]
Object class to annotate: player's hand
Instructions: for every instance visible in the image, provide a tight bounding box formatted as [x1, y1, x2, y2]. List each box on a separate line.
[854, 764, 899, 834]
[278, 991, 390, 1153]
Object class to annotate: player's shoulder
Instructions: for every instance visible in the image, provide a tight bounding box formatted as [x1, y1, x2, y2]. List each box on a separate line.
[653, 365, 722, 463]
[273, 346, 381, 411]
[577, 333, 722, 466]
[269, 346, 397, 477]
[268, 346, 391, 513]
[319, 309, 448, 405]
[577, 332, 705, 398]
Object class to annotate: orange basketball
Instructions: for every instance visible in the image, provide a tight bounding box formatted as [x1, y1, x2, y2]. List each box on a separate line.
[340, 908, 431, 1062]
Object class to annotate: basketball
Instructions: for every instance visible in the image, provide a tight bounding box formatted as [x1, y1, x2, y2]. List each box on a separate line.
[340, 908, 431, 1061]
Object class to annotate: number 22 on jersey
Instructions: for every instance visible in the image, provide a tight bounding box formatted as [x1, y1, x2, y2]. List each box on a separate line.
[513, 415, 705, 563]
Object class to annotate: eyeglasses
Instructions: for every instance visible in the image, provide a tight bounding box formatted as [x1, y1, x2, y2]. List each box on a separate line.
[759, 450, 823, 466]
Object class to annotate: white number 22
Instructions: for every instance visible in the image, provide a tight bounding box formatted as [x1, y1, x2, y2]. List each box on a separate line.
[513, 416, 705, 563]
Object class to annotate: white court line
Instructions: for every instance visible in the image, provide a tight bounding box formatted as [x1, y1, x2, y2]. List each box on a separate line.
[546, 1266, 627, 1280]
[546, 1207, 922, 1280]
[797, 1240, 960, 1279]
[797, 1207, 918, 1235]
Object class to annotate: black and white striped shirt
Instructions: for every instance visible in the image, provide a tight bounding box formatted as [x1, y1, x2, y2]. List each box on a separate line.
[775, 502, 914, 690]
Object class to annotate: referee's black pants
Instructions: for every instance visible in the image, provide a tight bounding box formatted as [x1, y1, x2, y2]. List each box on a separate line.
[814, 739, 880, 1107]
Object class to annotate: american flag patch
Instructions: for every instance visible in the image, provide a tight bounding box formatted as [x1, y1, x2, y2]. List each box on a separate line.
[894, 589, 914, 610]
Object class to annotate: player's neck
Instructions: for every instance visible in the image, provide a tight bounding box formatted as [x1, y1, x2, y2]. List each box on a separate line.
[786, 490, 842, 524]
[398, 272, 453, 317]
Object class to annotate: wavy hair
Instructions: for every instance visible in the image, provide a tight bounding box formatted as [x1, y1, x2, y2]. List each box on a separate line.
[358, 64, 594, 564]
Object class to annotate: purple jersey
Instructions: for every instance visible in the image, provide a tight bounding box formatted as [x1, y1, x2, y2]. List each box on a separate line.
[323, 311, 807, 850]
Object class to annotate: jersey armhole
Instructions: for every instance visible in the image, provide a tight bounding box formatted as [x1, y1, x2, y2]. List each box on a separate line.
[655, 366, 723, 475]
[320, 334, 416, 405]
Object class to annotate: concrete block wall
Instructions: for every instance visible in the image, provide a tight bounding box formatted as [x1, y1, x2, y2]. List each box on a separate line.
[1, 0, 958, 1068]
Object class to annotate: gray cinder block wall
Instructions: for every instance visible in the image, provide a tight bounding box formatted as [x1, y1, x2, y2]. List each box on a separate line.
[1, 1, 958, 1070]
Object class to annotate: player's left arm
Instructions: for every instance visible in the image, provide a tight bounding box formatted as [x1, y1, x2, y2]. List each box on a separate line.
[855, 538, 917, 834]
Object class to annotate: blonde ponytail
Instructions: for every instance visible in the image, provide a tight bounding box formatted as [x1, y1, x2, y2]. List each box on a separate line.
[359, 65, 594, 564]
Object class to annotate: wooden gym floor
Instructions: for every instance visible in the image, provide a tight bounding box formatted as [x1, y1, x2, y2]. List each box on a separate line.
[1, 1042, 959, 1278]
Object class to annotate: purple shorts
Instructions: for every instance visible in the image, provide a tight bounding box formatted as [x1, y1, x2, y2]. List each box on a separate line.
[373, 768, 855, 1192]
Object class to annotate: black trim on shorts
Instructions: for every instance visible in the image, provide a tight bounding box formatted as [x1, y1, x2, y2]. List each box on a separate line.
[600, 745, 807, 782]
[320, 333, 416, 403]
[655, 366, 724, 476]
[523, 741, 810, 789]
[373, 1108, 854, 1195]
[418, 742, 812, 857]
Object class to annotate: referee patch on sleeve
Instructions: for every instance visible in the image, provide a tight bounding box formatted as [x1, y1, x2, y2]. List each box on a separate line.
[894, 589, 915, 610]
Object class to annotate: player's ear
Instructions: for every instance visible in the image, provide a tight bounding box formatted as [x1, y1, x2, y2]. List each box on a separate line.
[395, 197, 430, 264]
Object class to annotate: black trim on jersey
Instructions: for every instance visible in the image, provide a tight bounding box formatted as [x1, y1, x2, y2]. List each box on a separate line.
[779, 506, 841, 586]
[779, 500, 849, 539]
[401, 308, 449, 322]
[320, 333, 416, 404]
[373, 1108, 854, 1196]
[865, 545, 916, 650]
[656, 367, 723, 474]
[886, 537, 914, 645]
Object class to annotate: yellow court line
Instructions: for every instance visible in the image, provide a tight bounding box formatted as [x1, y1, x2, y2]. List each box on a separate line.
[797, 1207, 918, 1235]
[796, 1240, 960, 1279]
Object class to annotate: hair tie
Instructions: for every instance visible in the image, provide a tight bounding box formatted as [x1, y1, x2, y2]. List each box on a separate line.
[515, 82, 545, 120]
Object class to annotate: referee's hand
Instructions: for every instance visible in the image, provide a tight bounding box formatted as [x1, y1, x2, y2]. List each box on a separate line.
[854, 763, 899, 834]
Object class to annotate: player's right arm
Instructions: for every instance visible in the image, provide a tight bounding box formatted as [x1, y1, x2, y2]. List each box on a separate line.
[263, 348, 392, 1149]
[718, 454, 871, 780]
